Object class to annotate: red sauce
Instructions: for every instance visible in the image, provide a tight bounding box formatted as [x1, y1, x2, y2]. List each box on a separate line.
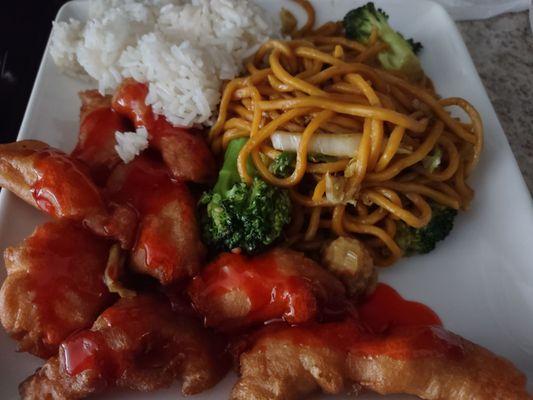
[251, 284, 462, 361]
[149, 118, 192, 144]
[112, 79, 155, 129]
[31, 150, 105, 219]
[61, 296, 175, 378]
[62, 331, 107, 376]
[357, 283, 442, 334]
[111, 78, 215, 183]
[22, 221, 112, 350]
[72, 107, 129, 183]
[111, 79, 192, 143]
[61, 299, 144, 379]
[108, 156, 192, 281]
[61, 322, 128, 382]
[109, 156, 179, 215]
[282, 320, 462, 359]
[136, 219, 181, 282]
[189, 252, 317, 330]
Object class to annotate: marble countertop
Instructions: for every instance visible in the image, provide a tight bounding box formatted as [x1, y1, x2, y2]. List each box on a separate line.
[458, 12, 532, 193]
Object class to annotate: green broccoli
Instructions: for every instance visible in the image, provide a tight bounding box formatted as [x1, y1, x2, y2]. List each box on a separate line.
[200, 138, 292, 254]
[395, 203, 457, 256]
[406, 37, 423, 55]
[269, 152, 296, 178]
[343, 2, 423, 81]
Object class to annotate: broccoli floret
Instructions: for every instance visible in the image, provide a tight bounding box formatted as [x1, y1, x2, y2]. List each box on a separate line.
[200, 138, 292, 254]
[395, 204, 457, 256]
[269, 152, 296, 178]
[343, 2, 423, 81]
[406, 37, 423, 55]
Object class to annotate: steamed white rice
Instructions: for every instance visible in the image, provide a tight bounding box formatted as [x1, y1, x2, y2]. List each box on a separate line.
[114, 127, 150, 163]
[50, 0, 278, 127]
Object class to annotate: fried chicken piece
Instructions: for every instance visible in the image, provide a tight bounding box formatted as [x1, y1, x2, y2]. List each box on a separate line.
[78, 90, 112, 122]
[0, 220, 115, 358]
[19, 295, 228, 400]
[71, 90, 130, 184]
[0, 140, 136, 248]
[106, 155, 205, 284]
[231, 320, 532, 400]
[188, 248, 346, 331]
[111, 79, 216, 183]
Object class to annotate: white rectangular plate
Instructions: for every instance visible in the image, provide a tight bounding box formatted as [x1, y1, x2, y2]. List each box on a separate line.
[0, 0, 532, 399]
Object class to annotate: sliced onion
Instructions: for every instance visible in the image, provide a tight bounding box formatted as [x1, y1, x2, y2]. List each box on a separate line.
[325, 173, 346, 204]
[271, 130, 362, 158]
[325, 173, 358, 206]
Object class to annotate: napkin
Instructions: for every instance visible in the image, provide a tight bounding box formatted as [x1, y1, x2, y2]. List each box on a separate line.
[431, 0, 530, 20]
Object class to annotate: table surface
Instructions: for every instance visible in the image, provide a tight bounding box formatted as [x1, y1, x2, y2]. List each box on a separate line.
[0, 4, 531, 193]
[458, 12, 533, 193]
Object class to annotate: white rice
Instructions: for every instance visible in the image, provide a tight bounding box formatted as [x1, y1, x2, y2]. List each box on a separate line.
[50, 0, 278, 127]
[114, 127, 150, 162]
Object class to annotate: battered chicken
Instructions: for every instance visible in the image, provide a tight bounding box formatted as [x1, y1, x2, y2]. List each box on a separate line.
[106, 155, 206, 284]
[231, 320, 532, 400]
[19, 294, 229, 400]
[112, 79, 216, 183]
[188, 248, 346, 331]
[0, 221, 115, 358]
[0, 140, 137, 248]
[71, 90, 130, 184]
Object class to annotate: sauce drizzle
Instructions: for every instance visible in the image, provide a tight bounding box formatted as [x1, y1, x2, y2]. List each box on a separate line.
[189, 252, 318, 330]
[357, 283, 442, 334]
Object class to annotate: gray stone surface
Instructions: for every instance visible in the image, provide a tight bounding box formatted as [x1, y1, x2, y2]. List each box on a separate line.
[458, 12, 532, 193]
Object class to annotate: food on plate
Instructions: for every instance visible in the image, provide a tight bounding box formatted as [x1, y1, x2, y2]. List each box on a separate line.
[49, 0, 278, 126]
[189, 248, 346, 331]
[231, 321, 530, 400]
[112, 79, 217, 183]
[395, 202, 457, 255]
[0, 221, 115, 358]
[71, 90, 130, 184]
[231, 284, 530, 400]
[19, 294, 229, 400]
[0, 0, 529, 399]
[103, 244, 136, 299]
[343, 2, 424, 81]
[106, 155, 205, 284]
[207, 2, 483, 265]
[321, 237, 377, 297]
[0, 140, 137, 248]
[200, 137, 291, 253]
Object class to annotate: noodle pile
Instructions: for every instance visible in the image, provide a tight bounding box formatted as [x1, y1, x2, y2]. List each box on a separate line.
[209, 2, 483, 266]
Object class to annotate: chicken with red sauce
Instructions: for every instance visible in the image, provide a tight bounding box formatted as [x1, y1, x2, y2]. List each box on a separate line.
[0, 140, 137, 248]
[71, 90, 130, 184]
[106, 155, 205, 284]
[188, 248, 346, 331]
[19, 294, 229, 400]
[0, 221, 115, 358]
[0, 73, 530, 400]
[112, 79, 216, 183]
[231, 284, 531, 400]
